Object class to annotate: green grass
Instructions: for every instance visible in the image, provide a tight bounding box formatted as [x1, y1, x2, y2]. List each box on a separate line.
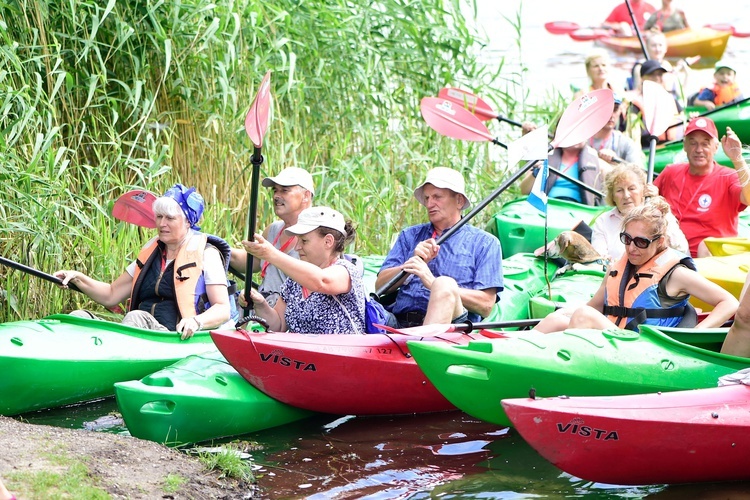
[197, 446, 254, 483]
[163, 473, 188, 493]
[6, 461, 110, 500]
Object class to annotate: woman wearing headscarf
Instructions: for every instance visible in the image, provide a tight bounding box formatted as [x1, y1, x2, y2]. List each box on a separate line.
[55, 184, 235, 339]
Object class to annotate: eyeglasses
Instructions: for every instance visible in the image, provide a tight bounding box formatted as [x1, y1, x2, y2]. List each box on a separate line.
[620, 232, 661, 249]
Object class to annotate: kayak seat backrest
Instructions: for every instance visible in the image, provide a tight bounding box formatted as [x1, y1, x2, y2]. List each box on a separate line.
[675, 302, 698, 329]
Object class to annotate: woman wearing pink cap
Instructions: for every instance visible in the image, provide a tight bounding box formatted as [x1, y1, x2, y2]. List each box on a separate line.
[241, 206, 366, 334]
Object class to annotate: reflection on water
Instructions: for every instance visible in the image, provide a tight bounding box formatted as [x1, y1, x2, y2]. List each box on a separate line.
[15, 399, 750, 498]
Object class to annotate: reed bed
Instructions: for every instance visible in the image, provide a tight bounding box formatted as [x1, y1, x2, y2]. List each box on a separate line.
[0, 0, 561, 321]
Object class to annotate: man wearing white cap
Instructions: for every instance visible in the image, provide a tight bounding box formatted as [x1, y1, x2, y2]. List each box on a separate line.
[654, 117, 750, 257]
[230, 166, 314, 306]
[376, 167, 504, 327]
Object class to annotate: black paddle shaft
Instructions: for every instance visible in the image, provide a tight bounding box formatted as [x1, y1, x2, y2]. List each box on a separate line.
[624, 0, 650, 59]
[0, 256, 82, 293]
[243, 147, 263, 316]
[374, 158, 539, 299]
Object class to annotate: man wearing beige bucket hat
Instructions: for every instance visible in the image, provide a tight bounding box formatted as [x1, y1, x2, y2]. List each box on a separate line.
[375, 167, 504, 327]
[230, 166, 315, 306]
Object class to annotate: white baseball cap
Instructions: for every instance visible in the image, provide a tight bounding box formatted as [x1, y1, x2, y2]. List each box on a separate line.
[285, 206, 345, 235]
[262, 167, 315, 195]
[413, 167, 471, 209]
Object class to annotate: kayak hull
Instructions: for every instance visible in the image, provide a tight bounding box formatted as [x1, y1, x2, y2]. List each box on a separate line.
[115, 350, 314, 445]
[408, 325, 750, 427]
[0, 314, 215, 415]
[502, 383, 750, 485]
[210, 329, 480, 415]
[598, 28, 730, 59]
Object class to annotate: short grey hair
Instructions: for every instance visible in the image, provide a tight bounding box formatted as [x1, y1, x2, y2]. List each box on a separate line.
[152, 197, 186, 219]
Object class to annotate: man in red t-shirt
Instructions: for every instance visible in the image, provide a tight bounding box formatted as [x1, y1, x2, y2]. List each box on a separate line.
[603, 0, 656, 35]
[654, 117, 750, 257]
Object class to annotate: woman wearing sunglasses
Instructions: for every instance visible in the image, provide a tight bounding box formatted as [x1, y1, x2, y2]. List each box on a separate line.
[534, 197, 738, 333]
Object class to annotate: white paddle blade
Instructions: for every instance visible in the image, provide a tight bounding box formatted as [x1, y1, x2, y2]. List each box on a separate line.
[642, 80, 678, 137]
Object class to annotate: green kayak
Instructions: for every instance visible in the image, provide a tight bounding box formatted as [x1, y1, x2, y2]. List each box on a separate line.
[485, 197, 609, 258]
[408, 324, 749, 427]
[115, 349, 314, 445]
[527, 268, 605, 319]
[1, 314, 215, 415]
[684, 98, 750, 143]
[485, 253, 558, 325]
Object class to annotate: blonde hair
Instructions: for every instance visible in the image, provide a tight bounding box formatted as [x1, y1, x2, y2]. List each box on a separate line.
[585, 49, 611, 69]
[621, 196, 672, 250]
[603, 163, 646, 206]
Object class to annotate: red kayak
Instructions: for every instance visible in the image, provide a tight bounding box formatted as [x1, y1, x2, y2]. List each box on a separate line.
[210, 328, 484, 415]
[502, 383, 750, 485]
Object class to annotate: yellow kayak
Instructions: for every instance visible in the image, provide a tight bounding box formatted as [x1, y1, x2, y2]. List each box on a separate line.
[598, 28, 730, 60]
[692, 251, 750, 312]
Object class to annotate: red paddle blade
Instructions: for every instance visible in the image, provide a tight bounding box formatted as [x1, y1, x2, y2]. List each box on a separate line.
[642, 80, 678, 137]
[112, 189, 158, 228]
[569, 28, 612, 41]
[420, 97, 494, 142]
[544, 21, 581, 35]
[437, 87, 498, 121]
[244, 70, 272, 148]
[552, 88, 614, 149]
[704, 23, 738, 35]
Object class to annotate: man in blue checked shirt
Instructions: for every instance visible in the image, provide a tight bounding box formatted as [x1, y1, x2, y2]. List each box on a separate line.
[375, 167, 504, 328]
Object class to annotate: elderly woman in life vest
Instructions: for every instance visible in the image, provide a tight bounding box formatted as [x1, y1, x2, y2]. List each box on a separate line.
[55, 184, 235, 339]
[532, 197, 737, 333]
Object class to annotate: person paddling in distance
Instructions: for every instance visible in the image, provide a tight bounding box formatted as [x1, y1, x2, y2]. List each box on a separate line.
[230, 167, 314, 306]
[375, 167, 504, 327]
[592, 162, 688, 261]
[55, 184, 234, 340]
[533, 198, 737, 334]
[653, 117, 750, 257]
[643, 0, 689, 32]
[602, 0, 656, 36]
[241, 206, 366, 334]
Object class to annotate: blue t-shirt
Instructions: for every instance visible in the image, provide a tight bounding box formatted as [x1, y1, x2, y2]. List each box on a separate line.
[548, 162, 582, 202]
[379, 222, 504, 323]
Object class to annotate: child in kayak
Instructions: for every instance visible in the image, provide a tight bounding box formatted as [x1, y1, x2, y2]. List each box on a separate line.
[690, 61, 744, 111]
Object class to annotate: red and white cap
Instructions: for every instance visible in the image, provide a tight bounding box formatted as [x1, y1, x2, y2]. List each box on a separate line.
[684, 117, 718, 140]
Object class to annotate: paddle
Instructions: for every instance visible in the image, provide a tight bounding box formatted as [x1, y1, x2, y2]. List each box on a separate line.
[0, 256, 82, 293]
[437, 87, 523, 127]
[642, 80, 679, 183]
[420, 94, 608, 200]
[376, 318, 542, 338]
[569, 28, 615, 42]
[112, 189, 158, 228]
[375, 89, 612, 298]
[704, 23, 750, 38]
[624, 0, 650, 59]
[242, 71, 272, 316]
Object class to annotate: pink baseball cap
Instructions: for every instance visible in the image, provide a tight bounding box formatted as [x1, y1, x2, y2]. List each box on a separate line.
[684, 117, 718, 140]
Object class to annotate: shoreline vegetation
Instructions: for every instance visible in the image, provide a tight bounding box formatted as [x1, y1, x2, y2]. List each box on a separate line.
[0, 1, 561, 497]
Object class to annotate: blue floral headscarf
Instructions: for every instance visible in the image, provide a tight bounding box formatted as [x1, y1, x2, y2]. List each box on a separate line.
[163, 184, 204, 230]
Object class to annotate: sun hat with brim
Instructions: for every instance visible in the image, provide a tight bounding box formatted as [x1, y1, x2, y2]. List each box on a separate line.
[285, 206, 345, 236]
[163, 184, 205, 230]
[413, 167, 471, 209]
[714, 60, 736, 73]
[261, 167, 315, 195]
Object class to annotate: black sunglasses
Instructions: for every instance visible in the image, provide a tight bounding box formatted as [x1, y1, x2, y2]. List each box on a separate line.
[620, 232, 661, 249]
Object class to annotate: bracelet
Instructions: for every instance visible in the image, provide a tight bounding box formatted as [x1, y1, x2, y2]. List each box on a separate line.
[193, 317, 203, 330]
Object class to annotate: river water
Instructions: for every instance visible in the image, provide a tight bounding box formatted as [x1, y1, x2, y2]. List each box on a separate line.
[15, 2, 750, 498]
